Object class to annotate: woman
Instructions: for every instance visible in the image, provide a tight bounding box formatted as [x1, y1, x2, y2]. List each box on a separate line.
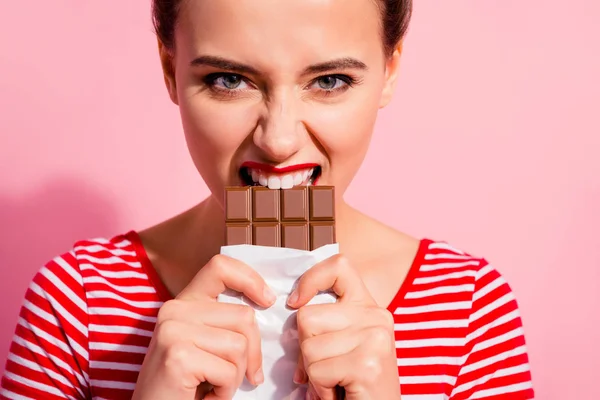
[0, 0, 534, 399]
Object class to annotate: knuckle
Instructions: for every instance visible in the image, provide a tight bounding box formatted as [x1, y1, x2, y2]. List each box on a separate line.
[296, 307, 315, 330]
[237, 305, 256, 326]
[357, 354, 384, 383]
[156, 299, 182, 322]
[207, 254, 228, 273]
[163, 342, 191, 373]
[367, 325, 393, 350]
[299, 339, 315, 362]
[333, 254, 351, 270]
[375, 307, 395, 329]
[155, 320, 182, 348]
[227, 333, 248, 360]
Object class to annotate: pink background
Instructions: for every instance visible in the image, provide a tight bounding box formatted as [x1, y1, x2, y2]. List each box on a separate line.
[1, 2, 598, 398]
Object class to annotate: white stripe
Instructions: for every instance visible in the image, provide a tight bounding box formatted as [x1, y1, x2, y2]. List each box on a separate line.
[413, 270, 477, 285]
[18, 317, 89, 360]
[470, 292, 515, 324]
[82, 276, 156, 294]
[53, 256, 85, 288]
[90, 379, 136, 390]
[80, 264, 147, 279]
[0, 388, 36, 400]
[399, 374, 456, 385]
[40, 265, 87, 313]
[424, 253, 473, 260]
[467, 309, 520, 343]
[90, 360, 142, 372]
[89, 341, 148, 354]
[397, 355, 465, 367]
[394, 301, 472, 315]
[11, 335, 87, 388]
[395, 337, 465, 348]
[399, 396, 448, 400]
[405, 284, 475, 299]
[472, 268, 503, 302]
[74, 244, 136, 257]
[427, 242, 466, 255]
[27, 283, 88, 337]
[88, 307, 157, 323]
[87, 290, 163, 309]
[78, 254, 141, 268]
[452, 363, 531, 396]
[3, 371, 77, 399]
[395, 319, 469, 331]
[6, 353, 85, 398]
[460, 345, 527, 375]
[420, 260, 480, 272]
[87, 238, 132, 248]
[89, 323, 154, 337]
[472, 327, 524, 354]
[471, 381, 533, 399]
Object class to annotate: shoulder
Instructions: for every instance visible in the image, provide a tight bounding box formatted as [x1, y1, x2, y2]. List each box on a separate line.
[406, 238, 528, 339]
[410, 238, 519, 301]
[31, 231, 146, 297]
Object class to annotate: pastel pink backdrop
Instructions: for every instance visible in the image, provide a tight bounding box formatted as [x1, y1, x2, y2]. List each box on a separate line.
[1, 2, 598, 399]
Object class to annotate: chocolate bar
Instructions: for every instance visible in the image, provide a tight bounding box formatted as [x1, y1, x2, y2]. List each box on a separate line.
[225, 186, 336, 250]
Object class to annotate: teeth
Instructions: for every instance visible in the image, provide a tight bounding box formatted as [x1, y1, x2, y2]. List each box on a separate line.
[280, 175, 294, 189]
[267, 176, 281, 189]
[247, 167, 318, 188]
[293, 173, 303, 185]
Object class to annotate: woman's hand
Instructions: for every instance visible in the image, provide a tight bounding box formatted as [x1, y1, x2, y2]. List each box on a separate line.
[288, 254, 400, 400]
[132, 255, 276, 400]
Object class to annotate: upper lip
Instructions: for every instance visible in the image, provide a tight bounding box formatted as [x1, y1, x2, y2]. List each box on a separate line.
[240, 161, 320, 173]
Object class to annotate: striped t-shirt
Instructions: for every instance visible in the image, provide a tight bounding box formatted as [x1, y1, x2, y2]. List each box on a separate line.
[0, 231, 534, 399]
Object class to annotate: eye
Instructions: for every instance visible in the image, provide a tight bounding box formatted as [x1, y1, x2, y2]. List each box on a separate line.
[207, 73, 249, 90]
[309, 75, 356, 92]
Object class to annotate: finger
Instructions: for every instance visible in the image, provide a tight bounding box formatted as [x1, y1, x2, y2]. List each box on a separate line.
[178, 345, 239, 400]
[159, 301, 264, 384]
[300, 329, 361, 368]
[296, 303, 387, 339]
[191, 325, 249, 379]
[293, 348, 308, 385]
[178, 254, 276, 308]
[287, 255, 372, 308]
[201, 304, 264, 386]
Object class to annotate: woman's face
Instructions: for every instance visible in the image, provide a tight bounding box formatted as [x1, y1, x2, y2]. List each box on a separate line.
[161, 0, 402, 206]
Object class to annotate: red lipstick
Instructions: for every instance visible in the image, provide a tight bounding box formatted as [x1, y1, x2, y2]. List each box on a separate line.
[240, 161, 320, 173]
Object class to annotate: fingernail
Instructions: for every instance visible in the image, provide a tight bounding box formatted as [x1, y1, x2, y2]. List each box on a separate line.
[287, 290, 299, 306]
[293, 368, 304, 384]
[263, 286, 276, 304]
[254, 367, 264, 385]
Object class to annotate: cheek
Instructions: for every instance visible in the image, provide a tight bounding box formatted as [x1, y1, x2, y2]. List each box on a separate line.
[308, 89, 381, 158]
[178, 96, 258, 175]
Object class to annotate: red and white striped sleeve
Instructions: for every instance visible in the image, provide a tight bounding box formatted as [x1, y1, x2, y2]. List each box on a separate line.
[1, 252, 90, 400]
[449, 261, 534, 399]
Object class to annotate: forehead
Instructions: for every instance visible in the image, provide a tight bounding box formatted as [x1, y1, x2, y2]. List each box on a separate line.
[176, 0, 383, 70]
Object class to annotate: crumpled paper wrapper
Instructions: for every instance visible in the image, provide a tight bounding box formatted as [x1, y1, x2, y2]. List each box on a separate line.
[218, 243, 339, 399]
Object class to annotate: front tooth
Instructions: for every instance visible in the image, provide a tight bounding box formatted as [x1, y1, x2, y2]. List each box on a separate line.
[281, 174, 294, 189]
[267, 176, 281, 189]
[293, 172, 303, 185]
[251, 169, 259, 182]
[259, 174, 268, 187]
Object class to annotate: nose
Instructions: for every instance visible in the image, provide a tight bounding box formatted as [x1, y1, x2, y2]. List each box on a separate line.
[252, 93, 306, 162]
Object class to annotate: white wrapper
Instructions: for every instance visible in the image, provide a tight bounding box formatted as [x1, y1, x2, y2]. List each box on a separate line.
[217, 243, 339, 400]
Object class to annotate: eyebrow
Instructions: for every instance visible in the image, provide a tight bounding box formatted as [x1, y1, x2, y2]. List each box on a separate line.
[189, 55, 368, 76]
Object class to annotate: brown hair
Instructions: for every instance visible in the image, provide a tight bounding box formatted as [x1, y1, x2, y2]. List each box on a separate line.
[152, 0, 412, 57]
